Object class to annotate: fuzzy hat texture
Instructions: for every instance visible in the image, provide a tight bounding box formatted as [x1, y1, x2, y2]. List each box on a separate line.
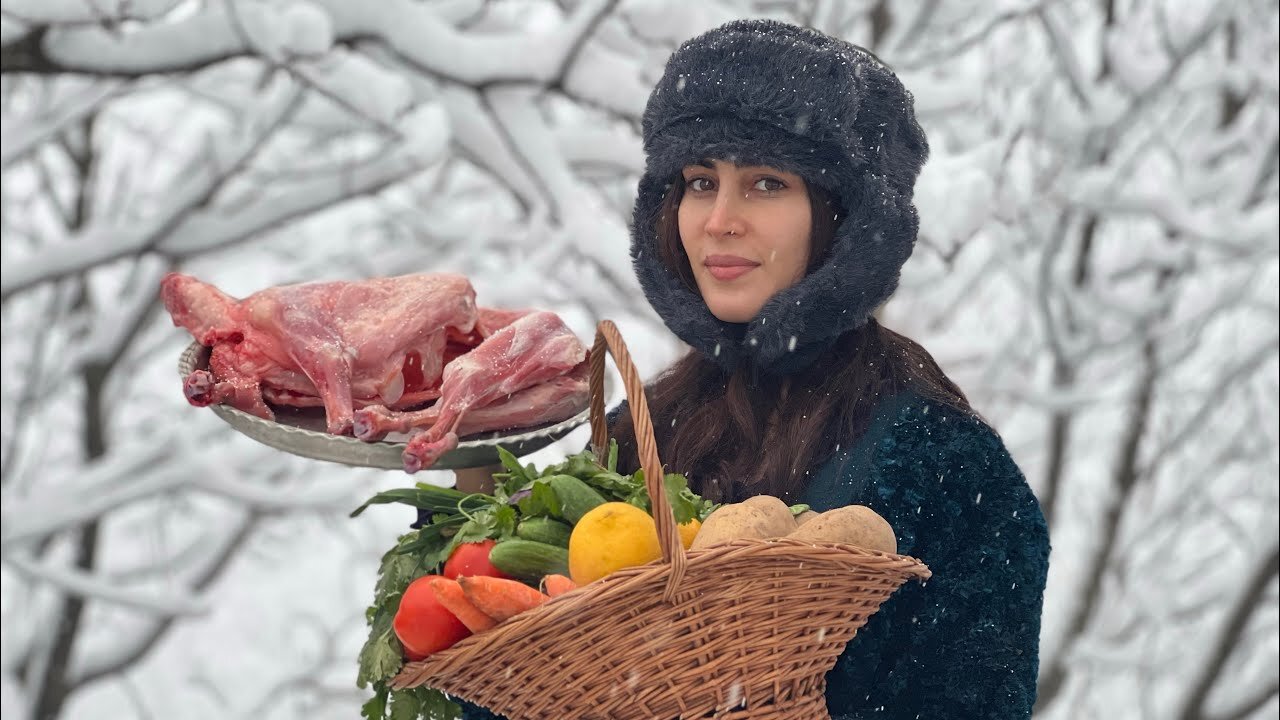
[631, 19, 929, 376]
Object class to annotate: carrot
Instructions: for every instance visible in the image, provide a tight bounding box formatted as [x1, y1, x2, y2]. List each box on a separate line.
[541, 574, 578, 598]
[457, 575, 550, 622]
[428, 577, 498, 633]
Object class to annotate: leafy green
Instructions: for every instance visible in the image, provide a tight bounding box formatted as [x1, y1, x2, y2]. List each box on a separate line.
[361, 682, 389, 719]
[440, 503, 518, 564]
[357, 521, 469, 719]
[361, 683, 461, 720]
[664, 472, 717, 524]
[359, 532, 428, 692]
[545, 451, 604, 481]
[388, 687, 461, 720]
[581, 469, 635, 498]
[357, 608, 403, 689]
[349, 485, 487, 518]
[515, 480, 562, 518]
[614, 469, 715, 525]
[494, 446, 533, 494]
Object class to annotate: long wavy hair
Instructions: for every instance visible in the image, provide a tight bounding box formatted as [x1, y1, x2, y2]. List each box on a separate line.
[610, 175, 973, 503]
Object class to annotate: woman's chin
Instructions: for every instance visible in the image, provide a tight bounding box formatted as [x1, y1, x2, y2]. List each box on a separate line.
[706, 301, 763, 324]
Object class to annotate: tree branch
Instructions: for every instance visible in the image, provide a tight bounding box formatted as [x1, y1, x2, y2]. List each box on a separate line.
[897, 2, 1043, 71]
[1036, 335, 1161, 713]
[1, 80, 305, 299]
[1176, 539, 1280, 720]
[71, 511, 262, 686]
[1, 441, 175, 545]
[1035, 3, 1093, 110]
[0, 78, 126, 167]
[2, 0, 615, 83]
[2, 553, 211, 617]
[1214, 679, 1280, 720]
[1142, 333, 1280, 472]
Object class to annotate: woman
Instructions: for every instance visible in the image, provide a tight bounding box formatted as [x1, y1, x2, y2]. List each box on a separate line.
[454, 18, 1050, 719]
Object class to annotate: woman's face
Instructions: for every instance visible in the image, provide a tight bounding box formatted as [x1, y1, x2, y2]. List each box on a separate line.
[677, 160, 812, 324]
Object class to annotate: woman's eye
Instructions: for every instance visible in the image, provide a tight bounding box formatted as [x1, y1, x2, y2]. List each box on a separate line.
[688, 177, 715, 192]
[754, 177, 785, 193]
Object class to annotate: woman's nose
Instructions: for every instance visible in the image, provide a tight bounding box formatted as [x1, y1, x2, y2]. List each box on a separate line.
[704, 189, 747, 238]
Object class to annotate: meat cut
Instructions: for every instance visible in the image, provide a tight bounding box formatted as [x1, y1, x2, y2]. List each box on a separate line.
[162, 272, 589, 472]
[163, 272, 482, 435]
[357, 311, 588, 473]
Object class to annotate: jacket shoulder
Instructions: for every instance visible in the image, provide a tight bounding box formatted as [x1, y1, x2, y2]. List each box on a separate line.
[871, 395, 1048, 556]
[805, 392, 1047, 553]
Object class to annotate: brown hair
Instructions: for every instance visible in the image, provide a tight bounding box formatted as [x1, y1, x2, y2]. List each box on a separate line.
[611, 175, 973, 503]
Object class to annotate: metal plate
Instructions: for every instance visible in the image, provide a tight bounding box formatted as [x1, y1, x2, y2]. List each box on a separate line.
[177, 342, 591, 471]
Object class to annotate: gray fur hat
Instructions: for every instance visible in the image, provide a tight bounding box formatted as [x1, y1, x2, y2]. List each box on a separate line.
[631, 19, 929, 376]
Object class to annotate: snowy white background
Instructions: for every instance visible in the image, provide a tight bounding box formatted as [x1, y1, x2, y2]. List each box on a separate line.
[1, 1, 1276, 719]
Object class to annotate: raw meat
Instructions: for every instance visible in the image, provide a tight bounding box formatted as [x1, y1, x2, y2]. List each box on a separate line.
[163, 272, 480, 434]
[163, 272, 591, 473]
[352, 364, 590, 443]
[384, 310, 589, 473]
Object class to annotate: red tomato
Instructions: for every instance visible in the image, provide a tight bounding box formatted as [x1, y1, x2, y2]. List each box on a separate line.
[393, 575, 471, 659]
[442, 539, 509, 580]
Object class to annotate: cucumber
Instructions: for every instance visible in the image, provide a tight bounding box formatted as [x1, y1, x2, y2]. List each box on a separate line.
[488, 539, 570, 583]
[516, 517, 573, 548]
[548, 475, 607, 524]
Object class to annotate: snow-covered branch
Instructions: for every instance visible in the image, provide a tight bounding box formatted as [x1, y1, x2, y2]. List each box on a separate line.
[158, 109, 447, 257]
[1, 442, 174, 545]
[3, 0, 620, 84]
[1173, 537, 1280, 720]
[1064, 182, 1279, 254]
[70, 510, 261, 686]
[1144, 333, 1280, 471]
[1213, 679, 1280, 720]
[2, 0, 183, 25]
[1034, 3, 1093, 111]
[74, 255, 172, 367]
[1, 96, 451, 300]
[2, 553, 211, 617]
[190, 469, 355, 511]
[0, 79, 127, 168]
[1, 77, 305, 299]
[895, 2, 1042, 71]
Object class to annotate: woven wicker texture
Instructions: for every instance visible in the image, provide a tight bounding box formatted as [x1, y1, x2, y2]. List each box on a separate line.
[390, 320, 931, 719]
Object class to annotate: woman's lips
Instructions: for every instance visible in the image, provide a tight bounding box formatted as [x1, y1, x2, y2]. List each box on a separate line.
[706, 265, 756, 281]
[704, 255, 760, 281]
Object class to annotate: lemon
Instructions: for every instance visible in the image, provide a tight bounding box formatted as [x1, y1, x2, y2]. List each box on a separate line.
[678, 518, 702, 550]
[568, 502, 662, 585]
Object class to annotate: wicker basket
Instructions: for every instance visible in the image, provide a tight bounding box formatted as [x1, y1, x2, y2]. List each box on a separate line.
[391, 320, 931, 719]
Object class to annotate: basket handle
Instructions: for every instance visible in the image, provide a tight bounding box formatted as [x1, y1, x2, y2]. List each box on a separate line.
[588, 320, 687, 602]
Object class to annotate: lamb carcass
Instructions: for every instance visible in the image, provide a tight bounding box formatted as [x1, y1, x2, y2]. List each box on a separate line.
[351, 310, 589, 473]
[163, 272, 483, 435]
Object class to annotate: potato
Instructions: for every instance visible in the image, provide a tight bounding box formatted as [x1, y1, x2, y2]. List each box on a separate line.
[689, 505, 778, 550]
[787, 505, 897, 554]
[739, 495, 799, 538]
[793, 510, 819, 527]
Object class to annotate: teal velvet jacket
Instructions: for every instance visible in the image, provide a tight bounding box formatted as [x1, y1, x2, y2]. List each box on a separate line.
[452, 390, 1050, 719]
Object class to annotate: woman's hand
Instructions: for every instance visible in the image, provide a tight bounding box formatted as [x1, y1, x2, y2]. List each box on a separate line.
[453, 464, 502, 495]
